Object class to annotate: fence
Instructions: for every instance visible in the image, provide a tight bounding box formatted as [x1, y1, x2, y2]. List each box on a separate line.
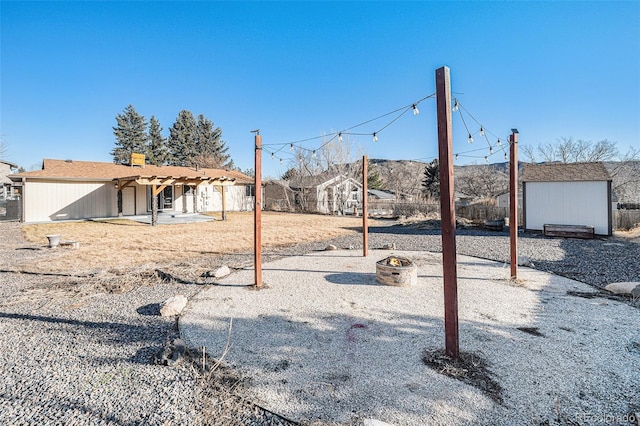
[0, 197, 21, 221]
[613, 210, 640, 230]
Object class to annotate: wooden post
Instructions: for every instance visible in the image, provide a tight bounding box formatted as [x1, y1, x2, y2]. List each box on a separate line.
[192, 185, 197, 213]
[510, 129, 519, 279]
[254, 131, 263, 288]
[362, 155, 368, 257]
[151, 184, 158, 226]
[436, 66, 459, 359]
[116, 185, 123, 217]
[221, 185, 227, 221]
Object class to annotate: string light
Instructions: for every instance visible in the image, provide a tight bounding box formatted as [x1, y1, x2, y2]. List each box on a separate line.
[373, 132, 378, 142]
[484, 156, 489, 163]
[489, 147, 493, 154]
[312, 150, 316, 157]
[271, 152, 274, 160]
[480, 126, 485, 137]
[412, 104, 419, 115]
[455, 154, 459, 160]
[280, 158, 283, 164]
[497, 139, 502, 146]
[290, 143, 294, 151]
[452, 99, 459, 112]
[504, 152, 508, 160]
[468, 133, 473, 144]
[338, 132, 343, 142]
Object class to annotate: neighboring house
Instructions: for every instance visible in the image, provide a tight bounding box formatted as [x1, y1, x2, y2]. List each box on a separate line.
[289, 173, 363, 215]
[367, 189, 395, 202]
[522, 162, 612, 236]
[9, 159, 254, 223]
[0, 160, 19, 199]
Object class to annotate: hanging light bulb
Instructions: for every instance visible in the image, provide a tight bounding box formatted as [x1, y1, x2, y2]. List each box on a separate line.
[312, 150, 316, 157]
[504, 152, 508, 160]
[484, 156, 489, 163]
[497, 139, 502, 146]
[290, 143, 294, 151]
[271, 152, 274, 160]
[455, 154, 459, 160]
[279, 158, 283, 165]
[468, 133, 473, 144]
[489, 146, 494, 154]
[412, 104, 419, 115]
[452, 99, 459, 112]
[480, 126, 485, 137]
[373, 132, 378, 142]
[338, 132, 343, 142]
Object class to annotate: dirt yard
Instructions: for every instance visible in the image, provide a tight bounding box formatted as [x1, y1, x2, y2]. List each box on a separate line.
[16, 212, 376, 274]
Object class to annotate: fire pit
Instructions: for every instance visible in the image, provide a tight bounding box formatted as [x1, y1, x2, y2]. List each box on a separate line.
[376, 256, 417, 287]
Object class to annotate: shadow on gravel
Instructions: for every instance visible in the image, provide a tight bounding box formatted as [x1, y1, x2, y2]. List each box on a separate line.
[136, 303, 161, 316]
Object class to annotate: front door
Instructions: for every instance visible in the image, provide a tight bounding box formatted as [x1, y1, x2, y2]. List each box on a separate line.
[147, 186, 174, 212]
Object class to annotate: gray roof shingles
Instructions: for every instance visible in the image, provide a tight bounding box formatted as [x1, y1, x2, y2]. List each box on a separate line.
[522, 162, 611, 182]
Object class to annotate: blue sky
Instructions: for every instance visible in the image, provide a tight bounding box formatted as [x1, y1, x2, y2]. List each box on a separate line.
[2, 1, 638, 178]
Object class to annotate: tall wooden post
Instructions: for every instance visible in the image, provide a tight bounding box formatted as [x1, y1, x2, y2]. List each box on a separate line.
[151, 184, 158, 227]
[221, 185, 227, 221]
[509, 129, 519, 279]
[436, 66, 459, 359]
[253, 131, 263, 288]
[362, 155, 368, 257]
[192, 186, 198, 213]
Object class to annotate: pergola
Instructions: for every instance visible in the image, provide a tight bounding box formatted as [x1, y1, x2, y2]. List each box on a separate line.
[114, 173, 237, 225]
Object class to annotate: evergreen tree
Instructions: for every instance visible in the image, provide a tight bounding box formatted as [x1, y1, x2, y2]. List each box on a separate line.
[193, 114, 232, 168]
[422, 159, 440, 199]
[111, 105, 148, 164]
[367, 163, 384, 190]
[167, 110, 198, 166]
[146, 116, 168, 166]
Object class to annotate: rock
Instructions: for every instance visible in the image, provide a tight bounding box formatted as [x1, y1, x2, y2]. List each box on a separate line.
[160, 295, 188, 317]
[518, 256, 534, 268]
[154, 338, 187, 366]
[325, 244, 337, 251]
[382, 243, 396, 250]
[213, 265, 231, 278]
[605, 282, 640, 297]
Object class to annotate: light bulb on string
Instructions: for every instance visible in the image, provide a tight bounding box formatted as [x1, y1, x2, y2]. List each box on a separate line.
[373, 132, 378, 142]
[504, 152, 508, 160]
[489, 147, 493, 154]
[290, 143, 294, 151]
[455, 154, 459, 160]
[338, 132, 343, 142]
[271, 152, 274, 160]
[452, 99, 459, 112]
[412, 104, 419, 115]
[468, 133, 473, 144]
[279, 158, 283, 165]
[497, 139, 502, 147]
[480, 126, 485, 137]
[484, 156, 489, 163]
[312, 150, 316, 158]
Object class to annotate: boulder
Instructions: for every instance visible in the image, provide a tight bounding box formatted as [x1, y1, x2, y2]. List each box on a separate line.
[160, 295, 188, 317]
[518, 256, 534, 268]
[325, 244, 337, 251]
[605, 282, 640, 297]
[213, 265, 231, 278]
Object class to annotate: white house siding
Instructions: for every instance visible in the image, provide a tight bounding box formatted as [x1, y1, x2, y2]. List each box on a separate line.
[525, 181, 610, 235]
[195, 185, 252, 212]
[24, 180, 117, 222]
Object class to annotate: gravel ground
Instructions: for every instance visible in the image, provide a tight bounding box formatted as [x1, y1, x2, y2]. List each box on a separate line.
[1, 220, 638, 425]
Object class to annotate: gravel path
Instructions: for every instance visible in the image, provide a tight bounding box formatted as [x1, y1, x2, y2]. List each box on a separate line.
[1, 220, 638, 425]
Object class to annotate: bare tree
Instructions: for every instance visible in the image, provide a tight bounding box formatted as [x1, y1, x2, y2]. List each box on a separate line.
[0, 141, 7, 160]
[456, 165, 509, 199]
[522, 137, 621, 163]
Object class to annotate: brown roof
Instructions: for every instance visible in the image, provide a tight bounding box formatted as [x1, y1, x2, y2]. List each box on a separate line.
[9, 159, 254, 184]
[522, 162, 611, 182]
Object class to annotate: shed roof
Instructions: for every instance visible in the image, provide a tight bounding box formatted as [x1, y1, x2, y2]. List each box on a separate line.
[9, 159, 254, 185]
[522, 162, 611, 182]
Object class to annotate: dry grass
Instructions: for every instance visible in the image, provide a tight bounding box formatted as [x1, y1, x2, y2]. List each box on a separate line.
[19, 212, 374, 274]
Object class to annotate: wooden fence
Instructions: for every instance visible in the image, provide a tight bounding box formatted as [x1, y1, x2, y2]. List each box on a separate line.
[613, 210, 640, 230]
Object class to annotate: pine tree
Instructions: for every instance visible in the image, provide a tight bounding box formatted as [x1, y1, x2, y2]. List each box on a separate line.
[167, 110, 198, 166]
[111, 105, 148, 164]
[367, 164, 384, 190]
[422, 159, 440, 199]
[146, 116, 168, 166]
[193, 114, 232, 169]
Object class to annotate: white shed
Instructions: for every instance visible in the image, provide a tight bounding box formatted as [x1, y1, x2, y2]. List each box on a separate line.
[522, 162, 612, 236]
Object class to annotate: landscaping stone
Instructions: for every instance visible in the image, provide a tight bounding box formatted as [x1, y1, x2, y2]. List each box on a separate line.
[213, 265, 231, 278]
[364, 419, 395, 426]
[605, 282, 640, 297]
[325, 244, 337, 251]
[160, 295, 188, 317]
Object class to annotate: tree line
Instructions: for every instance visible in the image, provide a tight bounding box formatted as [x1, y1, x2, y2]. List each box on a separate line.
[111, 105, 234, 169]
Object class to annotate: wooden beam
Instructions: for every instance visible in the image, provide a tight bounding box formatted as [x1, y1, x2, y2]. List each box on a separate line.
[509, 130, 519, 279]
[152, 184, 168, 197]
[221, 185, 227, 221]
[436, 66, 459, 359]
[362, 155, 368, 257]
[254, 132, 263, 288]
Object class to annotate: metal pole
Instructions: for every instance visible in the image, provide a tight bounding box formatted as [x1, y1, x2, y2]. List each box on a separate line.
[510, 129, 519, 279]
[362, 155, 368, 257]
[436, 66, 459, 359]
[253, 131, 263, 288]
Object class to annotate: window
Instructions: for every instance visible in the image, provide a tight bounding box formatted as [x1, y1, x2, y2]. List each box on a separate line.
[245, 185, 255, 197]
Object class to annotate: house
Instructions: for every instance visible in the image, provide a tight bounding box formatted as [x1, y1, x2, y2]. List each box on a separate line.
[1, 160, 19, 199]
[522, 162, 612, 236]
[9, 159, 254, 223]
[289, 173, 363, 215]
[367, 189, 395, 202]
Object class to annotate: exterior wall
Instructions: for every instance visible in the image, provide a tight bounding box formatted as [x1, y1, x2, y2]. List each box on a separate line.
[524, 181, 610, 235]
[196, 184, 253, 212]
[23, 180, 117, 222]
